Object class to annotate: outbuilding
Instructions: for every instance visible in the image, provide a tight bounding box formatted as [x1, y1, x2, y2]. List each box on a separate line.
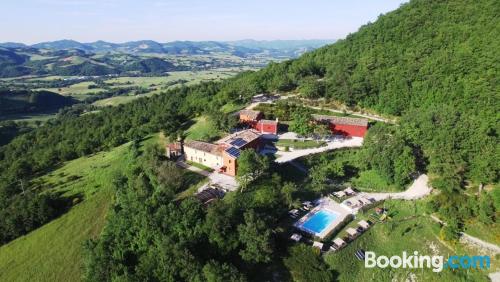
[255, 119, 279, 135]
[313, 115, 369, 137]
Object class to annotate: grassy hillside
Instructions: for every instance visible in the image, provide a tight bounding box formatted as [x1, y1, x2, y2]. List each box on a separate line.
[186, 116, 221, 141]
[0, 143, 132, 282]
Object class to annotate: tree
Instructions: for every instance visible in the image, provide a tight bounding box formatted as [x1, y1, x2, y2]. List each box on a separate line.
[289, 108, 314, 138]
[204, 201, 240, 254]
[282, 182, 298, 208]
[283, 244, 334, 282]
[202, 260, 246, 282]
[298, 76, 325, 99]
[440, 217, 460, 242]
[236, 149, 269, 192]
[310, 166, 328, 194]
[237, 210, 273, 263]
[478, 194, 496, 224]
[393, 146, 417, 186]
[313, 122, 331, 141]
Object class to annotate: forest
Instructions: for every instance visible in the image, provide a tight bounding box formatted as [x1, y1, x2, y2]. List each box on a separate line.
[82, 141, 333, 281]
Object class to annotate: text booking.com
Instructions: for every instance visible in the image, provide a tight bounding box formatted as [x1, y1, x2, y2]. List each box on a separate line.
[365, 251, 491, 272]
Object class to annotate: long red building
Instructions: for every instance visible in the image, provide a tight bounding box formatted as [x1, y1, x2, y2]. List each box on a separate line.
[313, 115, 369, 137]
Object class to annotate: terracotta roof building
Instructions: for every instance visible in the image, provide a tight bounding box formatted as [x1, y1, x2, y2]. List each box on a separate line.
[239, 110, 263, 123]
[184, 140, 223, 169]
[216, 129, 262, 177]
[312, 114, 369, 137]
[165, 142, 183, 159]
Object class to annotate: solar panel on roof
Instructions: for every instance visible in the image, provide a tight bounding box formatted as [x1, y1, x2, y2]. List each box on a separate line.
[225, 147, 241, 158]
[230, 138, 247, 147]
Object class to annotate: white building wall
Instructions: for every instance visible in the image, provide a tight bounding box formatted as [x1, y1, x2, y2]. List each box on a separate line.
[184, 146, 223, 169]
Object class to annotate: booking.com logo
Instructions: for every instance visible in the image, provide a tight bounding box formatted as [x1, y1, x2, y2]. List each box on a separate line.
[365, 251, 491, 273]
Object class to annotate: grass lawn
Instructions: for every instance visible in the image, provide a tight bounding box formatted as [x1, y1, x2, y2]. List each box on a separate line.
[324, 200, 493, 281]
[0, 143, 132, 282]
[175, 175, 209, 201]
[221, 102, 245, 113]
[351, 169, 400, 192]
[276, 139, 327, 149]
[186, 116, 221, 142]
[187, 160, 214, 172]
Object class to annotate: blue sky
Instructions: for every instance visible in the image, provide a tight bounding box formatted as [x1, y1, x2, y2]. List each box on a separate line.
[1, 0, 408, 44]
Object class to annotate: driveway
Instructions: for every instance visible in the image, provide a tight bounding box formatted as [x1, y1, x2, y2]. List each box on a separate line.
[205, 172, 239, 192]
[274, 137, 364, 163]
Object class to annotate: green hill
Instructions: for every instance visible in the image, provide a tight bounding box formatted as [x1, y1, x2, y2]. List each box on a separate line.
[0, 89, 75, 117]
[231, 0, 498, 191]
[0, 143, 131, 282]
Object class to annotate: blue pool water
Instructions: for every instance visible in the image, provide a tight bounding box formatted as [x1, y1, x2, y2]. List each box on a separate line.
[300, 209, 338, 234]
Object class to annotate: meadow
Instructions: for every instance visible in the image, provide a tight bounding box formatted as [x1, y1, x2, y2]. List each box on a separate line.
[185, 115, 221, 142]
[0, 143, 131, 282]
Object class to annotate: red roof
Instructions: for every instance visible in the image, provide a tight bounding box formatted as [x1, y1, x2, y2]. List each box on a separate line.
[312, 114, 368, 127]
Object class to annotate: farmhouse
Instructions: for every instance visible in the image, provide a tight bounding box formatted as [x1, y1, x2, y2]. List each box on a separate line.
[217, 129, 261, 176]
[184, 140, 223, 169]
[312, 115, 369, 137]
[182, 129, 263, 177]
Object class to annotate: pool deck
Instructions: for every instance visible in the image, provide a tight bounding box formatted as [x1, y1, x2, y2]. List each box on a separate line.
[294, 198, 352, 239]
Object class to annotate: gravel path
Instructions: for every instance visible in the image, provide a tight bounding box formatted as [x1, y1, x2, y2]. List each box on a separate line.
[364, 174, 432, 201]
[245, 94, 394, 123]
[460, 233, 500, 254]
[429, 214, 500, 255]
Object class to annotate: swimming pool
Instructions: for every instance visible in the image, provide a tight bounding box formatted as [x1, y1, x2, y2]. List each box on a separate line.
[299, 209, 339, 235]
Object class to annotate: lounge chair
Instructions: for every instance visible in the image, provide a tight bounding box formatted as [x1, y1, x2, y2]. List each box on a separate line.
[355, 249, 365, 260]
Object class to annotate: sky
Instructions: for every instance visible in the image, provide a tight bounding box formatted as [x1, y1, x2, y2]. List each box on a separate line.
[1, 0, 408, 44]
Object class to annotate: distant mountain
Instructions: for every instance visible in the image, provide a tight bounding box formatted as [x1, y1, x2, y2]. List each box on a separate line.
[0, 42, 27, 48]
[31, 40, 94, 51]
[228, 39, 336, 51]
[0, 39, 335, 57]
[86, 40, 119, 52]
[0, 48, 32, 77]
[0, 39, 335, 77]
